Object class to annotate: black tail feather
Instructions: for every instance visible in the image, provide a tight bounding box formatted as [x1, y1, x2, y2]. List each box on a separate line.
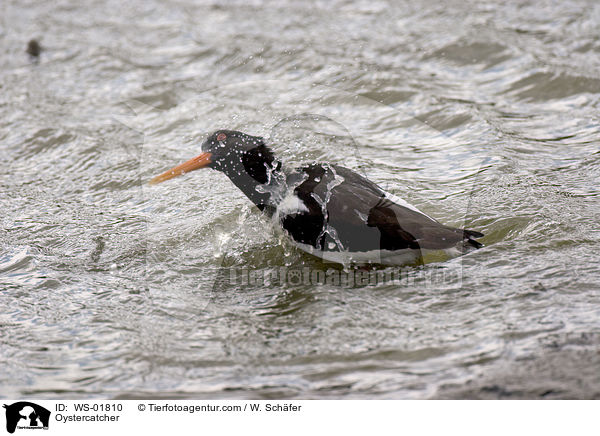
[464, 229, 484, 248]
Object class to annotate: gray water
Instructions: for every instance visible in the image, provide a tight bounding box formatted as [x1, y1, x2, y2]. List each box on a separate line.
[1, 0, 599, 399]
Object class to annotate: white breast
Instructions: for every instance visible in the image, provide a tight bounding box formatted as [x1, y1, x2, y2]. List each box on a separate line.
[276, 192, 309, 215]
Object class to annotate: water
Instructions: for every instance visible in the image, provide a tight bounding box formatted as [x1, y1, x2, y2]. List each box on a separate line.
[1, 0, 599, 399]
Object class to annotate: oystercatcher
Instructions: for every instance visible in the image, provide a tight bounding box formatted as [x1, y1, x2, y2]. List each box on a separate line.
[150, 130, 483, 265]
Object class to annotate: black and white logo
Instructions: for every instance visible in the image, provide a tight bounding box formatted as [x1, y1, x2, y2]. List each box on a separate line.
[3, 402, 50, 434]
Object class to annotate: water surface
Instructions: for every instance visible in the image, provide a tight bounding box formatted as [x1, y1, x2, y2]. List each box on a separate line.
[1, 0, 599, 399]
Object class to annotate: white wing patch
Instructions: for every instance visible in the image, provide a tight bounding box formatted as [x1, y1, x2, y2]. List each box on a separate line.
[382, 191, 435, 220]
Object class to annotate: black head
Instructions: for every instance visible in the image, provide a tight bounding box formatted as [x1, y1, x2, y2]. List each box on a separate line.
[201, 130, 267, 157]
[149, 129, 282, 210]
[200, 130, 276, 183]
[150, 129, 280, 194]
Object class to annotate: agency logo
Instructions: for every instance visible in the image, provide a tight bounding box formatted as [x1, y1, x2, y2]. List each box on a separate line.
[3, 402, 50, 434]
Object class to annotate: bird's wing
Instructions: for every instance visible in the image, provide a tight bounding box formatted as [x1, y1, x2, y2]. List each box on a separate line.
[281, 164, 478, 252]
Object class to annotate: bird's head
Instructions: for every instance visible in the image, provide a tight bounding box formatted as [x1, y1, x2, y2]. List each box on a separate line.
[150, 130, 277, 185]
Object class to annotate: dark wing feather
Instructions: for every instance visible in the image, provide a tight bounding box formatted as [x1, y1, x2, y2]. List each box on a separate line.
[281, 164, 483, 252]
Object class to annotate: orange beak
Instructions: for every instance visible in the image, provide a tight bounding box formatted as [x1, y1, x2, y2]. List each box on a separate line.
[149, 152, 212, 185]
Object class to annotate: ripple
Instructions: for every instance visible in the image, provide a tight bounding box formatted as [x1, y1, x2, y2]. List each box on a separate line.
[1, 0, 599, 400]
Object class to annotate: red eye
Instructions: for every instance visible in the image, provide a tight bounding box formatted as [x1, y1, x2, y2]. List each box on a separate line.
[217, 133, 227, 141]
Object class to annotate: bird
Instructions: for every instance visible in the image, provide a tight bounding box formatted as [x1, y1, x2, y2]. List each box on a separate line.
[26, 39, 42, 57]
[150, 130, 483, 266]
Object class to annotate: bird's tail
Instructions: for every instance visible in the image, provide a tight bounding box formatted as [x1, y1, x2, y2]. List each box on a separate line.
[463, 229, 484, 249]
